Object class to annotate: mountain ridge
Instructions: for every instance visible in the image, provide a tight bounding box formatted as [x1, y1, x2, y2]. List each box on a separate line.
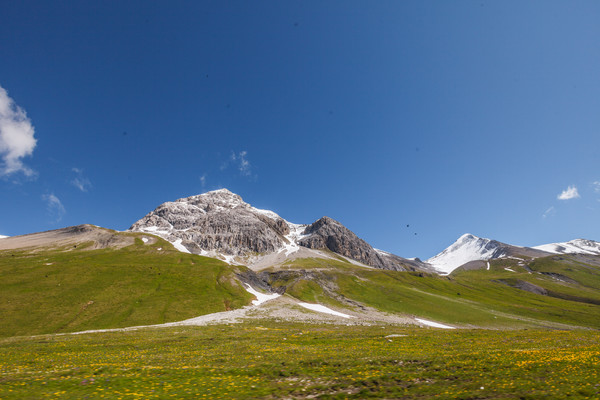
[128, 189, 600, 274]
[128, 189, 427, 272]
[4, 188, 597, 275]
[533, 239, 600, 255]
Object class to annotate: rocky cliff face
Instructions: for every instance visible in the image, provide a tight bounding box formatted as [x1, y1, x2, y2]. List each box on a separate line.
[129, 189, 291, 256]
[299, 217, 425, 271]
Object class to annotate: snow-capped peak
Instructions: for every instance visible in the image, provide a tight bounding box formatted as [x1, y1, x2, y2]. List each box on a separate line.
[533, 239, 600, 255]
[458, 233, 476, 241]
[426, 233, 506, 274]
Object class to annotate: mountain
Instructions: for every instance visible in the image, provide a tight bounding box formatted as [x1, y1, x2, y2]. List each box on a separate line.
[533, 239, 600, 255]
[298, 216, 428, 271]
[129, 189, 425, 271]
[0, 224, 147, 251]
[129, 189, 292, 260]
[0, 235, 8, 239]
[426, 233, 550, 274]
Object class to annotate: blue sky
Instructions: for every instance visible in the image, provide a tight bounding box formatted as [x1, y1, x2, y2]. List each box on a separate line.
[1, 1, 599, 258]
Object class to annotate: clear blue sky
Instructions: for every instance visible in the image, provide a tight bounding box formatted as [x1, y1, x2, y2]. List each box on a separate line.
[1, 1, 599, 258]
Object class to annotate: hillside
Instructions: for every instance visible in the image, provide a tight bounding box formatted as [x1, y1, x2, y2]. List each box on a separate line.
[0, 226, 252, 337]
[2, 223, 600, 336]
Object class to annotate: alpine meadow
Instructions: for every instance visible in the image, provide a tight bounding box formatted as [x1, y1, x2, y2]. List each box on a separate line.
[2, 2, 600, 399]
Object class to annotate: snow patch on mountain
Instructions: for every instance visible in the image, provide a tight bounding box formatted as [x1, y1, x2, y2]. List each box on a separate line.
[251, 206, 281, 221]
[426, 234, 506, 274]
[533, 239, 600, 255]
[0, 235, 8, 239]
[298, 303, 353, 319]
[278, 222, 309, 256]
[245, 285, 280, 305]
[172, 239, 191, 254]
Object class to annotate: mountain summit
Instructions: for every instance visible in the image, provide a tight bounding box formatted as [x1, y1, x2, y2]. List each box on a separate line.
[129, 189, 293, 259]
[426, 233, 550, 274]
[129, 189, 423, 271]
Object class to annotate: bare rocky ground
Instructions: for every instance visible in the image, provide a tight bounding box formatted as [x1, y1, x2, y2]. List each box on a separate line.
[0, 224, 158, 251]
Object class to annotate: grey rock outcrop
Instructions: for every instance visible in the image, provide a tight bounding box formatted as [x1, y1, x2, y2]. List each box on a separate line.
[299, 217, 426, 271]
[129, 189, 290, 256]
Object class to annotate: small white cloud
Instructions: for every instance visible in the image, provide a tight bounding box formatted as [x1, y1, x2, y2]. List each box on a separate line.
[592, 181, 600, 193]
[225, 150, 252, 177]
[42, 193, 66, 222]
[542, 206, 556, 218]
[200, 173, 207, 187]
[0, 85, 37, 177]
[71, 167, 92, 192]
[237, 150, 251, 176]
[557, 186, 580, 200]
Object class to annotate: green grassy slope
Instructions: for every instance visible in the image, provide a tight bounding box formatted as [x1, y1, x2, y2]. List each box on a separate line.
[3, 230, 600, 337]
[0, 236, 252, 337]
[272, 254, 600, 329]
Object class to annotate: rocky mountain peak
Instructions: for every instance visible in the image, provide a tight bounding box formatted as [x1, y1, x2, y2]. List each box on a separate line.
[178, 188, 249, 212]
[129, 189, 290, 258]
[302, 216, 342, 235]
[298, 216, 421, 271]
[128, 192, 426, 272]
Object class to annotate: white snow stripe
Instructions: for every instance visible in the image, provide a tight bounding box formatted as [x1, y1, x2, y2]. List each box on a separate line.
[415, 318, 455, 329]
[298, 303, 353, 319]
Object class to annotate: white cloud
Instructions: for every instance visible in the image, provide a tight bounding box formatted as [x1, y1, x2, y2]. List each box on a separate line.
[557, 186, 580, 200]
[238, 150, 251, 176]
[542, 206, 556, 218]
[200, 173, 207, 187]
[593, 181, 600, 193]
[0, 85, 37, 177]
[230, 150, 252, 176]
[71, 167, 92, 192]
[42, 193, 65, 222]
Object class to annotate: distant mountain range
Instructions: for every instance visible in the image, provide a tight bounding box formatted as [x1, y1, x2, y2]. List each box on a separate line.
[128, 189, 600, 274]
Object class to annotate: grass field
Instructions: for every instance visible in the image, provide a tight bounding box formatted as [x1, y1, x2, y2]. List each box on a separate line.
[0, 237, 251, 337]
[1, 322, 599, 399]
[2, 234, 600, 398]
[273, 255, 600, 330]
